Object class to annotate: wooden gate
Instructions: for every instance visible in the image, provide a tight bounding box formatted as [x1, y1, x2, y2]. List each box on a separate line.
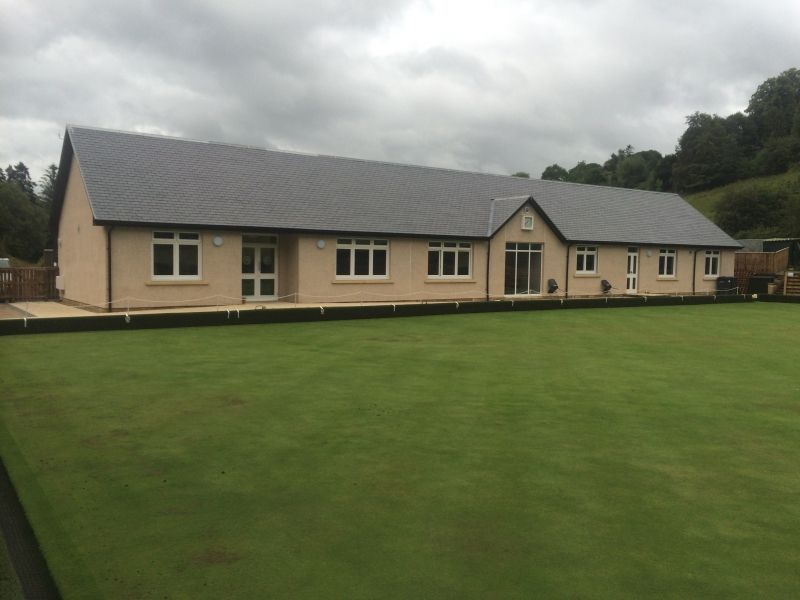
[0, 268, 58, 301]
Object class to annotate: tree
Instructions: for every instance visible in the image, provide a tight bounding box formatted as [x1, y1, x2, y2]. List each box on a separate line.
[724, 112, 760, 160]
[746, 68, 800, 141]
[751, 136, 800, 176]
[603, 145, 634, 182]
[567, 161, 607, 185]
[0, 180, 49, 261]
[511, 171, 530, 178]
[655, 154, 676, 192]
[38, 164, 58, 208]
[4, 162, 37, 201]
[541, 164, 568, 181]
[672, 112, 742, 192]
[615, 154, 650, 189]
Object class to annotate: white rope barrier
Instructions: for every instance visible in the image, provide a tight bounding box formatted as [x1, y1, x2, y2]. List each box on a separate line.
[29, 284, 744, 313]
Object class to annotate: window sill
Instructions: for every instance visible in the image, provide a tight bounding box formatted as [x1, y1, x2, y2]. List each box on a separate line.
[703, 276, 719, 281]
[332, 279, 393, 284]
[574, 273, 600, 278]
[425, 278, 476, 283]
[146, 280, 208, 286]
[657, 276, 677, 281]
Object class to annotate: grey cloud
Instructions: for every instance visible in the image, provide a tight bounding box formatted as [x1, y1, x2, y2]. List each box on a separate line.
[1, 0, 798, 182]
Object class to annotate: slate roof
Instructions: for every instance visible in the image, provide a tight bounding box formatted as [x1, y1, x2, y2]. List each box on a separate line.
[56, 125, 740, 248]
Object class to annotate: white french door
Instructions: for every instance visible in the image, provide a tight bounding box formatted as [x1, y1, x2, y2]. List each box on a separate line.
[626, 247, 638, 294]
[242, 236, 278, 300]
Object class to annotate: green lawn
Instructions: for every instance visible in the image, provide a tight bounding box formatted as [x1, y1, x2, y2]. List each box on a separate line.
[1, 304, 799, 599]
[0, 537, 23, 600]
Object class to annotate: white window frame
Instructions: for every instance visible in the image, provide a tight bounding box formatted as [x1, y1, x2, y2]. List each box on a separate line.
[521, 215, 534, 231]
[704, 250, 720, 278]
[427, 241, 472, 279]
[151, 231, 202, 280]
[658, 248, 677, 278]
[335, 239, 389, 279]
[504, 242, 543, 296]
[575, 246, 598, 274]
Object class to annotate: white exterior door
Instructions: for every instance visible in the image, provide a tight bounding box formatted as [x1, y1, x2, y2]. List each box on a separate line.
[626, 247, 638, 294]
[242, 236, 278, 300]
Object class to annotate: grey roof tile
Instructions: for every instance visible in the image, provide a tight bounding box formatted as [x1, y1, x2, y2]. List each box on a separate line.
[66, 125, 740, 247]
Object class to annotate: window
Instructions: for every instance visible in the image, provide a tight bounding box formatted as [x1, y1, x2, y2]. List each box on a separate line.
[575, 246, 597, 274]
[521, 215, 534, 231]
[152, 231, 200, 279]
[658, 248, 676, 277]
[428, 241, 472, 278]
[504, 243, 543, 295]
[336, 239, 388, 278]
[704, 250, 720, 277]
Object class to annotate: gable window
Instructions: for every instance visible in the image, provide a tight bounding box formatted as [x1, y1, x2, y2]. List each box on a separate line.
[428, 241, 472, 278]
[521, 215, 534, 231]
[704, 250, 720, 277]
[575, 246, 597, 274]
[336, 239, 388, 278]
[505, 243, 543, 295]
[152, 231, 201, 279]
[658, 248, 677, 277]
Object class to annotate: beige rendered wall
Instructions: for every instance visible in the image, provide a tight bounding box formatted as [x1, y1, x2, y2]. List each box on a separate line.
[488, 205, 565, 298]
[110, 228, 241, 309]
[565, 245, 737, 296]
[695, 249, 736, 293]
[294, 235, 489, 303]
[278, 235, 299, 301]
[57, 157, 108, 308]
[291, 208, 737, 303]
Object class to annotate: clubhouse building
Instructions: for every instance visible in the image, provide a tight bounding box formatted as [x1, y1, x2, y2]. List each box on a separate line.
[52, 126, 740, 310]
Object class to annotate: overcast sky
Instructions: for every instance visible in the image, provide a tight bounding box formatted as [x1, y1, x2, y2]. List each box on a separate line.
[1, 0, 798, 183]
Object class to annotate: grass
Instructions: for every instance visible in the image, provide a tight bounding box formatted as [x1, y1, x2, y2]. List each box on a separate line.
[684, 169, 799, 220]
[1, 304, 799, 599]
[0, 537, 23, 600]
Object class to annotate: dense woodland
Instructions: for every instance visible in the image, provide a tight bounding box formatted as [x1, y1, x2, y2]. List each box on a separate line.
[1, 70, 798, 264]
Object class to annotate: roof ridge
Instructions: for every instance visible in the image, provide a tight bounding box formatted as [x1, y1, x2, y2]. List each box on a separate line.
[66, 124, 313, 157]
[533, 177, 681, 197]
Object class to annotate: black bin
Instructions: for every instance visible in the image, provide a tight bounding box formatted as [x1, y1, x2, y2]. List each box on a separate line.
[716, 276, 738, 295]
[747, 274, 775, 294]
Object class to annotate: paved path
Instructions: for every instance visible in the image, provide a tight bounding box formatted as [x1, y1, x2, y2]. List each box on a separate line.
[0, 304, 30, 320]
[5, 300, 435, 319]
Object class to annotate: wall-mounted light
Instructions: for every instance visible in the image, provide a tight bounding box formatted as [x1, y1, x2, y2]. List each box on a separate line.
[646, 249, 653, 257]
[316, 239, 326, 249]
[212, 236, 224, 247]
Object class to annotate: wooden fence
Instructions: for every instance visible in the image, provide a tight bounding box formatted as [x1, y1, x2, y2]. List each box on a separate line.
[0, 268, 58, 302]
[735, 248, 789, 274]
[734, 248, 790, 293]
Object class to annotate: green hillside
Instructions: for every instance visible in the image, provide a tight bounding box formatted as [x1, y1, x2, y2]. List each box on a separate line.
[684, 169, 799, 221]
